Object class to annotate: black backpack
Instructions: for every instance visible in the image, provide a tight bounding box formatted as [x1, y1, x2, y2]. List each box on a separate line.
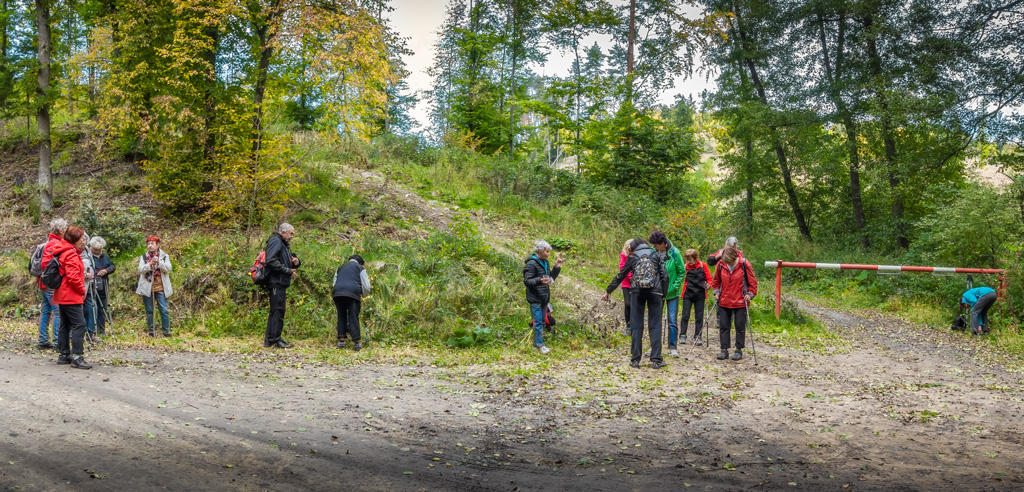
[40, 254, 64, 290]
[633, 250, 657, 289]
[951, 315, 967, 331]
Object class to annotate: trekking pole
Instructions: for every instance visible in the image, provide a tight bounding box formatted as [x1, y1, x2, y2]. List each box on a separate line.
[745, 299, 758, 366]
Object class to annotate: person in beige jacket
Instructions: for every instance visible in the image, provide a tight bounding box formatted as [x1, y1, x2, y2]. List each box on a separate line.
[136, 235, 173, 336]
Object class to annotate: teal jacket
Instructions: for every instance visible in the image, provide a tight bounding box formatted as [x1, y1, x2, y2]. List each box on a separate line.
[961, 287, 996, 307]
[664, 242, 685, 300]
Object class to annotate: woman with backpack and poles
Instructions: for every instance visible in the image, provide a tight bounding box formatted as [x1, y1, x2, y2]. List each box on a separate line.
[33, 218, 68, 349]
[602, 238, 669, 369]
[711, 246, 757, 361]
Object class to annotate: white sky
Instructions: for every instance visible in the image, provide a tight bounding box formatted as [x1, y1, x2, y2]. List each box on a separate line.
[388, 0, 718, 133]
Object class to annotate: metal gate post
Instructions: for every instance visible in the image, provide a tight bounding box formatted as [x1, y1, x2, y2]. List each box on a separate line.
[775, 262, 782, 318]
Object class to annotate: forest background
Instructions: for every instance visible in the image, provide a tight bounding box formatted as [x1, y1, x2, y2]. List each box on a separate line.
[1, 0, 1023, 357]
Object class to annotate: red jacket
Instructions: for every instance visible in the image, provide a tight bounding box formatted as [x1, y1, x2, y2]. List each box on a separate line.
[682, 260, 712, 299]
[711, 258, 758, 309]
[36, 233, 64, 291]
[618, 252, 633, 289]
[47, 239, 86, 305]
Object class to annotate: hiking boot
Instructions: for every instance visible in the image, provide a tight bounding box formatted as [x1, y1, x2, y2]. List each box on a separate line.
[680, 336, 687, 345]
[731, 350, 743, 361]
[353, 342, 362, 352]
[695, 338, 704, 346]
[651, 360, 667, 369]
[629, 360, 640, 368]
[38, 341, 53, 350]
[57, 355, 73, 365]
[275, 340, 292, 349]
[148, 331, 155, 338]
[717, 350, 729, 360]
[537, 345, 551, 355]
[337, 339, 347, 349]
[162, 330, 172, 337]
[70, 356, 92, 370]
[669, 349, 679, 358]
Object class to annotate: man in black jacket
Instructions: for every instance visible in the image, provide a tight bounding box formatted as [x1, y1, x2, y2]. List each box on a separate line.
[264, 223, 301, 348]
[602, 238, 669, 368]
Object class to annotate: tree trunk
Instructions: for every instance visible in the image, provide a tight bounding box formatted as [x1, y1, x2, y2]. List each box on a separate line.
[816, 5, 868, 247]
[36, 0, 52, 213]
[863, 14, 907, 248]
[744, 137, 754, 223]
[203, 23, 218, 167]
[251, 0, 283, 162]
[626, 0, 636, 101]
[735, 8, 812, 241]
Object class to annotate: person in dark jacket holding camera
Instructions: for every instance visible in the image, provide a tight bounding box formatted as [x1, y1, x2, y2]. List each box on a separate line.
[523, 240, 563, 355]
[264, 223, 301, 348]
[333, 255, 372, 350]
[603, 238, 669, 368]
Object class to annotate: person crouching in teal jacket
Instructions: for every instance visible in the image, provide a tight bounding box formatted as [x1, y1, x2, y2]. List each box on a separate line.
[961, 287, 997, 335]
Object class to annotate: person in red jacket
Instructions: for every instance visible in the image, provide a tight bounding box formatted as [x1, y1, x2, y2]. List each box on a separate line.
[36, 218, 67, 349]
[618, 239, 634, 336]
[44, 226, 92, 369]
[711, 246, 757, 361]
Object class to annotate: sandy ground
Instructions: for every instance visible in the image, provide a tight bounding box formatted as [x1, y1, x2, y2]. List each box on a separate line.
[2, 297, 1024, 492]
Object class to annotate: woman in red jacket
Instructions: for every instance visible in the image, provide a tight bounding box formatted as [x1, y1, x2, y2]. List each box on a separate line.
[46, 226, 92, 369]
[618, 240, 634, 336]
[711, 246, 757, 361]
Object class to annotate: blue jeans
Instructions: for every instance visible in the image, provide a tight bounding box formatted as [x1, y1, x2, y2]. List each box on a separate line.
[143, 292, 170, 334]
[39, 289, 60, 344]
[530, 303, 547, 347]
[666, 297, 679, 348]
[84, 293, 96, 334]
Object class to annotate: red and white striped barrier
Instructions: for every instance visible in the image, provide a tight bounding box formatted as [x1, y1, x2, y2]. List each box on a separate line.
[765, 261, 1007, 318]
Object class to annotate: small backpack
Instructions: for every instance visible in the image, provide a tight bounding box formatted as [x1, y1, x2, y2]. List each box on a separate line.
[40, 253, 63, 289]
[250, 250, 268, 286]
[28, 242, 47, 277]
[632, 251, 657, 289]
[951, 315, 967, 331]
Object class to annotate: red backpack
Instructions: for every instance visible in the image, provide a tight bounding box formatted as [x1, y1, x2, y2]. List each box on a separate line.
[249, 250, 268, 286]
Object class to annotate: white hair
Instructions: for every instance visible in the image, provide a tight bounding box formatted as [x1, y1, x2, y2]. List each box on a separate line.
[88, 236, 107, 250]
[278, 223, 295, 234]
[534, 240, 552, 253]
[49, 218, 68, 235]
[725, 237, 739, 248]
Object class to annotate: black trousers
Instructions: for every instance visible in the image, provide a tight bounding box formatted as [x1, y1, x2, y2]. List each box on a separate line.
[334, 296, 362, 341]
[631, 289, 663, 363]
[57, 303, 86, 357]
[622, 287, 632, 331]
[265, 286, 287, 345]
[681, 295, 705, 339]
[718, 305, 747, 350]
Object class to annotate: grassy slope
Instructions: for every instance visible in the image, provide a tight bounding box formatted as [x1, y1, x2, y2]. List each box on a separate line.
[0, 140, 848, 365]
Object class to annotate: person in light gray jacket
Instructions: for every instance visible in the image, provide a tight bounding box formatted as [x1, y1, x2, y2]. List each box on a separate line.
[332, 255, 371, 350]
[136, 235, 173, 337]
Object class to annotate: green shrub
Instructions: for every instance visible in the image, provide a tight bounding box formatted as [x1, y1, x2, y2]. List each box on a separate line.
[75, 201, 152, 257]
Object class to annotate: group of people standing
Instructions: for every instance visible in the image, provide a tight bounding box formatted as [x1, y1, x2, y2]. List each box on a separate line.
[33, 221, 373, 363]
[33, 218, 174, 369]
[525, 233, 758, 367]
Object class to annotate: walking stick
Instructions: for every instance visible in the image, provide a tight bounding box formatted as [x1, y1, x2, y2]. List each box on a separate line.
[745, 299, 758, 366]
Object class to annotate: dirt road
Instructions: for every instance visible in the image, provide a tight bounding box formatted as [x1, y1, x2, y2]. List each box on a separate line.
[2, 299, 1023, 491]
